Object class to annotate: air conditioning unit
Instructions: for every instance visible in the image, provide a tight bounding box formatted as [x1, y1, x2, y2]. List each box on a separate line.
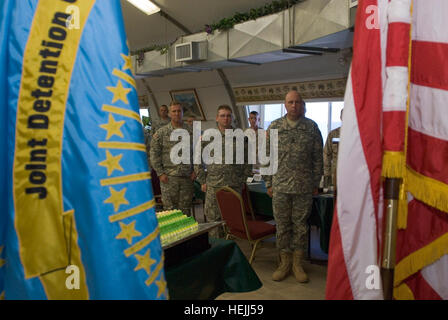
[175, 41, 207, 62]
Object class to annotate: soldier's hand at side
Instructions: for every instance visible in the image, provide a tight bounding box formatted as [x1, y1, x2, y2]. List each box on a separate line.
[312, 188, 319, 196]
[160, 174, 168, 184]
[267, 187, 273, 198]
[190, 171, 197, 181]
[201, 184, 207, 193]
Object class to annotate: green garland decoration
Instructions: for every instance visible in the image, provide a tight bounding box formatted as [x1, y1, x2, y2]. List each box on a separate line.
[131, 44, 170, 57]
[131, 0, 306, 56]
[208, 0, 306, 33]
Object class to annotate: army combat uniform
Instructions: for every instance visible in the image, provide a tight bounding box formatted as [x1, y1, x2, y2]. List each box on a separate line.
[150, 118, 170, 138]
[195, 127, 252, 238]
[323, 127, 340, 188]
[150, 122, 194, 216]
[143, 126, 151, 169]
[148, 118, 170, 168]
[264, 115, 323, 253]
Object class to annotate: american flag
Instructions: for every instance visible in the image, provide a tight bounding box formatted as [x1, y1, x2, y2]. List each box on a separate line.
[326, 0, 448, 300]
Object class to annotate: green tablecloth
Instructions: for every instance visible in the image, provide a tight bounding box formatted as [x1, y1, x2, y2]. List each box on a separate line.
[247, 184, 334, 254]
[249, 190, 274, 216]
[193, 180, 205, 201]
[309, 194, 334, 253]
[165, 238, 262, 300]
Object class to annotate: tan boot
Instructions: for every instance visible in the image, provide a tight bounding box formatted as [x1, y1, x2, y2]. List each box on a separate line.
[292, 250, 309, 283]
[272, 251, 292, 281]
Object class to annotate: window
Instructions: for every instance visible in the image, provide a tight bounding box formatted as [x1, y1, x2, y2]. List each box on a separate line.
[139, 108, 150, 129]
[264, 104, 285, 129]
[139, 108, 149, 119]
[304, 102, 329, 140]
[245, 101, 343, 141]
[330, 101, 344, 132]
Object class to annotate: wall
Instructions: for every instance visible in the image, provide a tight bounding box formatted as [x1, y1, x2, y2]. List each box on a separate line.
[136, 50, 351, 130]
[225, 51, 350, 88]
[137, 70, 232, 130]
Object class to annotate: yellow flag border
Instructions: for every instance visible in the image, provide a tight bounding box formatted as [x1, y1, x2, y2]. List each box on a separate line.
[407, 167, 448, 214]
[12, 0, 95, 282]
[394, 232, 448, 287]
[393, 282, 415, 300]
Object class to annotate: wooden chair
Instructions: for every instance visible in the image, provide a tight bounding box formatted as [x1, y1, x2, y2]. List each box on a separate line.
[241, 183, 256, 220]
[215, 186, 276, 264]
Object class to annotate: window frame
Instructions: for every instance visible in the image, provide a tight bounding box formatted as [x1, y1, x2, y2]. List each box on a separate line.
[244, 99, 343, 141]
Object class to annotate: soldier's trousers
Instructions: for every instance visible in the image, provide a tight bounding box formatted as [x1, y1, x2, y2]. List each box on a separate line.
[160, 175, 194, 216]
[205, 185, 242, 239]
[272, 191, 313, 252]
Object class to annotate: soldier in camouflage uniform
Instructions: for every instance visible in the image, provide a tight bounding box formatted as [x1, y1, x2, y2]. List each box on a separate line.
[150, 102, 195, 216]
[264, 90, 323, 283]
[323, 109, 342, 188]
[143, 125, 151, 169]
[186, 116, 196, 128]
[248, 111, 262, 172]
[148, 105, 171, 169]
[150, 104, 171, 137]
[195, 105, 252, 238]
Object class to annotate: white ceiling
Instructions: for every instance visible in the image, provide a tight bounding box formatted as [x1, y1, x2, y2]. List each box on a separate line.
[120, 0, 277, 51]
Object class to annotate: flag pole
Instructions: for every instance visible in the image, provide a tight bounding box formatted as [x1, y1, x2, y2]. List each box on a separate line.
[381, 178, 401, 300]
[381, 0, 413, 300]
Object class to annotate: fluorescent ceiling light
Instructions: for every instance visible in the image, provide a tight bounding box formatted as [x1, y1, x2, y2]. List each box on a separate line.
[127, 0, 160, 15]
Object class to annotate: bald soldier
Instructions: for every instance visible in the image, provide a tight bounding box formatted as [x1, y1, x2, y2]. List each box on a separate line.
[195, 105, 252, 238]
[150, 101, 195, 216]
[264, 90, 323, 283]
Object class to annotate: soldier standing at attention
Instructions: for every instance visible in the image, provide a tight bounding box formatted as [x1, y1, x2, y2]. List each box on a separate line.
[248, 111, 261, 134]
[186, 116, 196, 128]
[248, 111, 262, 172]
[265, 90, 323, 283]
[195, 105, 252, 238]
[149, 104, 170, 168]
[150, 101, 195, 216]
[143, 123, 151, 169]
[151, 104, 171, 137]
[323, 109, 343, 189]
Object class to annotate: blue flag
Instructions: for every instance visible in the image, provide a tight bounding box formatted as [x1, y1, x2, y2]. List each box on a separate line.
[0, 0, 15, 300]
[2, 0, 166, 299]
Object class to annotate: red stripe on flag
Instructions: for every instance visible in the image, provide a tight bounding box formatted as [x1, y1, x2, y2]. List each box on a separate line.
[396, 198, 448, 263]
[383, 111, 406, 151]
[403, 271, 443, 300]
[326, 0, 384, 300]
[411, 40, 448, 91]
[325, 208, 354, 300]
[407, 128, 448, 185]
[386, 22, 411, 67]
[351, 0, 383, 247]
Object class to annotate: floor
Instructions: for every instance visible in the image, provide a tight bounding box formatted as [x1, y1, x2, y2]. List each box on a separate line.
[192, 203, 329, 300]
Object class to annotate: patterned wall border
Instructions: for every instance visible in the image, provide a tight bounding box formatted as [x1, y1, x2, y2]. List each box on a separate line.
[233, 77, 348, 103]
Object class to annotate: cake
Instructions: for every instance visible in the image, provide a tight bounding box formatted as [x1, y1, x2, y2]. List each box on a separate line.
[156, 210, 199, 246]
